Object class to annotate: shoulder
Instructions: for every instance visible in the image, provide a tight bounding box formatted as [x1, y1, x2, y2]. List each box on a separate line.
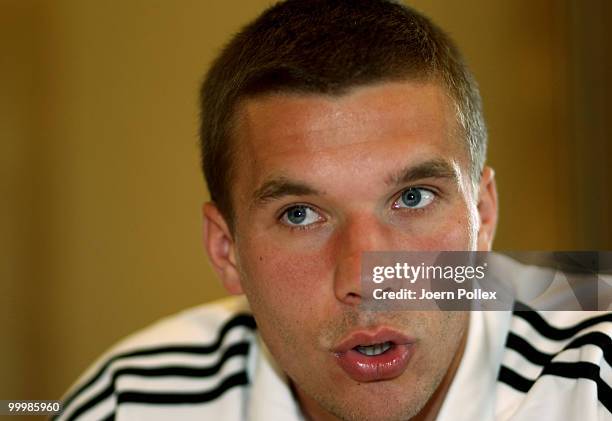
[57, 296, 257, 421]
[497, 305, 612, 420]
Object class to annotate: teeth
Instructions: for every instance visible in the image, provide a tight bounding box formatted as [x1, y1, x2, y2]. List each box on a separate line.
[356, 341, 392, 356]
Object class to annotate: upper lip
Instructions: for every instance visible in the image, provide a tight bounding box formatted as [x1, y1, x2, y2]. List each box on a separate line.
[332, 327, 416, 353]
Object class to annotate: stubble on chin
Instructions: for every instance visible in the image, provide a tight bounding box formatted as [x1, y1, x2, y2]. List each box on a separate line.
[287, 311, 469, 421]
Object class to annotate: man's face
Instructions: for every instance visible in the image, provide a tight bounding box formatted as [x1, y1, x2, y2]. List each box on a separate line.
[205, 81, 497, 420]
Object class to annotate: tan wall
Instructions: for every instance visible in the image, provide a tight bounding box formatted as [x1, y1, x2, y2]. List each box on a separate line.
[2, 0, 40, 403]
[2, 0, 609, 403]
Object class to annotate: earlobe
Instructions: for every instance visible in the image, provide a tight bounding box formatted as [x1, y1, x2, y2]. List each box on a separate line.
[202, 203, 243, 295]
[476, 167, 498, 251]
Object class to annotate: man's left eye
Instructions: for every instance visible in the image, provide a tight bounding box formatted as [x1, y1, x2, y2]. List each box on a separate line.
[280, 205, 322, 227]
[392, 187, 435, 209]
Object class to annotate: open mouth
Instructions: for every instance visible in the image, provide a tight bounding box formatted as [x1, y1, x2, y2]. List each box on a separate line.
[354, 341, 393, 356]
[333, 329, 415, 382]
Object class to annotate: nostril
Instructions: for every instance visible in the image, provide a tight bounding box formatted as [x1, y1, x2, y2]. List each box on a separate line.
[344, 292, 361, 305]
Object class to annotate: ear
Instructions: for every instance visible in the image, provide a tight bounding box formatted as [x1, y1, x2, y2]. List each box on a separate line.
[476, 166, 498, 251]
[202, 202, 243, 295]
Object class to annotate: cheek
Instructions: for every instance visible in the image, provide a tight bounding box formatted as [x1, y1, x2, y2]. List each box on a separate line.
[235, 238, 337, 372]
[409, 312, 468, 374]
[392, 212, 475, 251]
[432, 201, 478, 249]
[237, 236, 334, 312]
[437, 215, 476, 249]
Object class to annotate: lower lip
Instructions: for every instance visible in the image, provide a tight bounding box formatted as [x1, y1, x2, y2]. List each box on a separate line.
[334, 344, 413, 382]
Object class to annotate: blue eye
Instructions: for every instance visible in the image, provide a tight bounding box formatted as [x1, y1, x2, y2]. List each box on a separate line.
[281, 205, 321, 227]
[394, 187, 435, 209]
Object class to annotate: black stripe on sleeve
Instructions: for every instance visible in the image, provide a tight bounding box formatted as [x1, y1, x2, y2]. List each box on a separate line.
[506, 331, 612, 367]
[99, 412, 115, 421]
[107, 341, 250, 380]
[541, 361, 612, 413]
[60, 313, 256, 420]
[498, 362, 612, 413]
[505, 333, 551, 366]
[62, 386, 114, 421]
[116, 370, 249, 405]
[513, 303, 612, 340]
[565, 332, 612, 366]
[63, 341, 250, 420]
[497, 366, 534, 393]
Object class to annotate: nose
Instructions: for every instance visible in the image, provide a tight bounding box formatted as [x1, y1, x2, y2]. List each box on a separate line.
[333, 215, 387, 306]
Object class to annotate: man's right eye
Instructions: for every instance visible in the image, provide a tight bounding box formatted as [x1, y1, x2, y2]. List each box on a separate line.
[280, 205, 322, 228]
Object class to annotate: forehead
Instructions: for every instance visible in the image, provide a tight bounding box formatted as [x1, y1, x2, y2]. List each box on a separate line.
[231, 81, 467, 201]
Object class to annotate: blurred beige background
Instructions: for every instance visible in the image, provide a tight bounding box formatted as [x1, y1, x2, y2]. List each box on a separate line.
[2, 0, 610, 405]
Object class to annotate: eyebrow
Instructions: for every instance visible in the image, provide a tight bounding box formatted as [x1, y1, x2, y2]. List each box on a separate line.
[385, 159, 459, 187]
[252, 176, 322, 206]
[251, 159, 459, 207]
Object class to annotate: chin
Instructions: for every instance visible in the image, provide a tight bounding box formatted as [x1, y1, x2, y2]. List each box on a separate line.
[291, 363, 442, 421]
